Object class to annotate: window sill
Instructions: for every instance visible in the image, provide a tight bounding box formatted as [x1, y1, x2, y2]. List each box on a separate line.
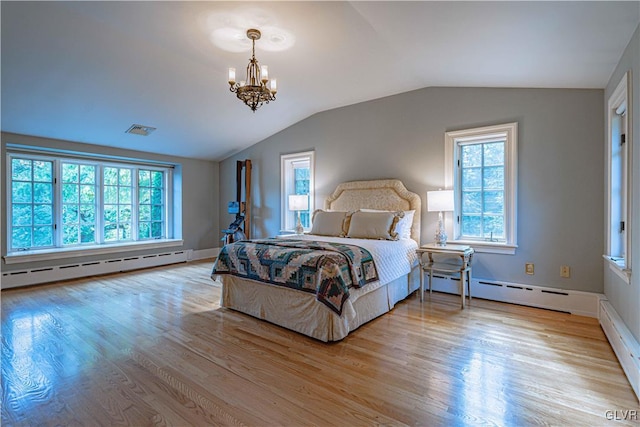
[603, 255, 631, 284]
[448, 240, 517, 255]
[3, 239, 184, 264]
[278, 229, 296, 235]
[278, 229, 311, 235]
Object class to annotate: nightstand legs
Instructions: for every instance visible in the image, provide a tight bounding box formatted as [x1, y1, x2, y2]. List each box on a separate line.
[419, 265, 424, 302]
[419, 269, 473, 308]
[419, 267, 434, 303]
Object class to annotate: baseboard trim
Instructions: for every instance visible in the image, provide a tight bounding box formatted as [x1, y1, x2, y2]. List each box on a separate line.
[2, 250, 189, 289]
[2, 247, 220, 289]
[429, 275, 603, 318]
[599, 300, 640, 403]
[190, 247, 220, 261]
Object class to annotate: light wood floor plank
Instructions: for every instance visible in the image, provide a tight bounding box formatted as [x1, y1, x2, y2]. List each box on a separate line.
[2, 260, 638, 426]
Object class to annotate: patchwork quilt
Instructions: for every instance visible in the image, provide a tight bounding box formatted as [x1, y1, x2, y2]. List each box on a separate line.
[212, 238, 379, 315]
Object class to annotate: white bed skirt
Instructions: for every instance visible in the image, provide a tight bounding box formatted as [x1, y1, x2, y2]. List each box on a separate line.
[219, 265, 421, 342]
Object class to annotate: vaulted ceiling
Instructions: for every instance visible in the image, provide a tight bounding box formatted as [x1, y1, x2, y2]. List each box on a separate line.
[2, 1, 639, 160]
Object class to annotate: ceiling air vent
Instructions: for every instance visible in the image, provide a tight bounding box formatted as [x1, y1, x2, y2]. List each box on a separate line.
[125, 124, 156, 136]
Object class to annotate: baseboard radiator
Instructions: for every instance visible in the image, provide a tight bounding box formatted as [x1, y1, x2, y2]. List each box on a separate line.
[1, 250, 190, 290]
[429, 275, 603, 318]
[599, 300, 640, 402]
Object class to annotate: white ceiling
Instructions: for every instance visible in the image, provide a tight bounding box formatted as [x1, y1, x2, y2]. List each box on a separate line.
[2, 1, 639, 161]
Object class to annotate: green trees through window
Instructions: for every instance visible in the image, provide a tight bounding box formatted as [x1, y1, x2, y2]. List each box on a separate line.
[460, 141, 505, 240]
[103, 166, 133, 242]
[294, 167, 310, 228]
[138, 169, 165, 240]
[9, 153, 170, 252]
[11, 158, 54, 249]
[62, 162, 96, 245]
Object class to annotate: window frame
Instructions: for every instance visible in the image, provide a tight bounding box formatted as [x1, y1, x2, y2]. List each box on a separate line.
[5, 147, 181, 264]
[136, 167, 169, 241]
[9, 154, 56, 250]
[604, 71, 633, 284]
[445, 122, 518, 254]
[280, 151, 315, 233]
[60, 159, 99, 246]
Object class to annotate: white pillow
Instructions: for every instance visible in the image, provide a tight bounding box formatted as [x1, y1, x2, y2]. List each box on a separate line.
[347, 211, 404, 240]
[360, 209, 415, 240]
[310, 210, 349, 236]
[397, 210, 415, 240]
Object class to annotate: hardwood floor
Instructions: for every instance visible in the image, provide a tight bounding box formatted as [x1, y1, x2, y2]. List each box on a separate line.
[2, 260, 638, 426]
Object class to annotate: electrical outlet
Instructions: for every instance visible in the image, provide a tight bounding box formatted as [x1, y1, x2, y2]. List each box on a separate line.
[560, 265, 571, 278]
[525, 263, 534, 275]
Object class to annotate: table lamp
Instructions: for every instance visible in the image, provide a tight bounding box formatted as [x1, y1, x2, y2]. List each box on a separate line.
[288, 194, 309, 234]
[427, 190, 454, 246]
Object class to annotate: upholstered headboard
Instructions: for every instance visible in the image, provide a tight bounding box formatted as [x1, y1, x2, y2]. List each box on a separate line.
[324, 179, 421, 244]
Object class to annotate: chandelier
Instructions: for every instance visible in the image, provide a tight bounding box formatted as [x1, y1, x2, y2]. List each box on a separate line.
[228, 29, 277, 112]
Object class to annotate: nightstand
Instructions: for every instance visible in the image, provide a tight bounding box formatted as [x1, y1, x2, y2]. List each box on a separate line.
[416, 243, 475, 308]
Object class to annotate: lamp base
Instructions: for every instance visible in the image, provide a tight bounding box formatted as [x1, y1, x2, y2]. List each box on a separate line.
[434, 230, 448, 246]
[434, 211, 447, 246]
[295, 214, 304, 235]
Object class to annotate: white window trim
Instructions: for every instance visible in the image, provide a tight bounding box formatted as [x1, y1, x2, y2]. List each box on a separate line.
[280, 150, 315, 233]
[445, 122, 518, 254]
[6, 146, 177, 258]
[8, 153, 57, 251]
[604, 71, 633, 284]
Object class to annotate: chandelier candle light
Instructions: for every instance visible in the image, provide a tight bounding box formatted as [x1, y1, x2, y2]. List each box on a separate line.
[288, 194, 309, 235]
[427, 190, 455, 246]
[228, 29, 277, 112]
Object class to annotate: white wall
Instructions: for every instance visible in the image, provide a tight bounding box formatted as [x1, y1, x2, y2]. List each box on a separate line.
[604, 23, 640, 342]
[220, 86, 604, 293]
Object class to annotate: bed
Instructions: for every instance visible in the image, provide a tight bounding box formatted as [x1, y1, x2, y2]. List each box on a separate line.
[211, 179, 422, 341]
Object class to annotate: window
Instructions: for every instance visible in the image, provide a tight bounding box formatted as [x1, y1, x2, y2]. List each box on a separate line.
[138, 169, 166, 240]
[445, 122, 518, 254]
[7, 148, 176, 260]
[61, 162, 97, 245]
[281, 151, 314, 232]
[102, 165, 134, 242]
[10, 158, 55, 249]
[605, 72, 632, 283]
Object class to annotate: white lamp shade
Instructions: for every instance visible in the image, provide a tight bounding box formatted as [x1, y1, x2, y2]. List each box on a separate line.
[288, 194, 309, 211]
[427, 190, 454, 212]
